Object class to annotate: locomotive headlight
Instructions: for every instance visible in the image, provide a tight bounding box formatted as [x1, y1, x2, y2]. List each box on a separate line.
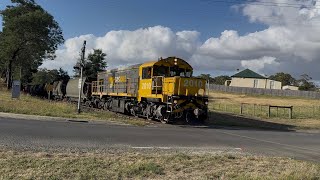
[174, 100, 178, 104]
[205, 101, 208, 105]
[174, 58, 178, 65]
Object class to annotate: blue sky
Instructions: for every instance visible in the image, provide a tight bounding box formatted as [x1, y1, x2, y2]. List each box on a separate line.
[0, 0, 266, 40]
[1, 0, 320, 81]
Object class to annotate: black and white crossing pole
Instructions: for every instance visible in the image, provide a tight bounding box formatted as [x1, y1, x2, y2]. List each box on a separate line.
[77, 40, 86, 113]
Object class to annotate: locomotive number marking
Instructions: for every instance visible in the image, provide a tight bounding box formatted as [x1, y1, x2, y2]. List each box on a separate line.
[115, 76, 120, 83]
[142, 82, 151, 89]
[183, 80, 203, 88]
[115, 76, 126, 83]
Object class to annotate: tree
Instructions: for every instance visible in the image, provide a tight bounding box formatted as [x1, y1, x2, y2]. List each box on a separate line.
[212, 75, 231, 85]
[83, 49, 107, 79]
[31, 68, 69, 85]
[297, 74, 316, 91]
[197, 74, 214, 83]
[269, 72, 297, 86]
[58, 68, 70, 83]
[0, 0, 64, 89]
[0, 31, 4, 74]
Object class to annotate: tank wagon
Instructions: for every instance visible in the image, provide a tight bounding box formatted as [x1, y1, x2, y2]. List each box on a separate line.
[65, 77, 92, 101]
[90, 57, 208, 123]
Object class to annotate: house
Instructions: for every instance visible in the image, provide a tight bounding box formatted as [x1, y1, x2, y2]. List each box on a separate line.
[225, 69, 282, 89]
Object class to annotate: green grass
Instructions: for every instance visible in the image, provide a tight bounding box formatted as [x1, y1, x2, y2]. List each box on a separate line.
[0, 90, 149, 126]
[0, 150, 319, 179]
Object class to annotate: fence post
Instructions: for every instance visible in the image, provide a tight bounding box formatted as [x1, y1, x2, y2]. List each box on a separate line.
[268, 105, 271, 118]
[240, 103, 243, 115]
[289, 106, 292, 119]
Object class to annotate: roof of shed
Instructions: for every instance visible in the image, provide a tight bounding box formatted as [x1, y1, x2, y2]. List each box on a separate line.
[232, 69, 266, 79]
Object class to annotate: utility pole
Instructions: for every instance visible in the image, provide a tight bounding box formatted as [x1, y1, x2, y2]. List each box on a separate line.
[77, 40, 86, 113]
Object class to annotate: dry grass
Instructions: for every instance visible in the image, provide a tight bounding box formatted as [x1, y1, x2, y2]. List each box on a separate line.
[0, 150, 319, 179]
[209, 91, 320, 106]
[208, 91, 320, 130]
[0, 90, 149, 126]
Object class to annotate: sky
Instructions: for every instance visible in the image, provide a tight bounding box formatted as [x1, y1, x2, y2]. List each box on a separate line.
[1, 0, 320, 81]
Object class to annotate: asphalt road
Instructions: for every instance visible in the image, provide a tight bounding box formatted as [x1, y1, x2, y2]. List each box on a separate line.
[0, 116, 319, 162]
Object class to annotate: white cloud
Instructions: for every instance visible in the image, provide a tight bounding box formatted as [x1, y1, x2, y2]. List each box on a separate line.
[42, 0, 320, 80]
[189, 0, 320, 79]
[241, 56, 279, 73]
[41, 26, 200, 74]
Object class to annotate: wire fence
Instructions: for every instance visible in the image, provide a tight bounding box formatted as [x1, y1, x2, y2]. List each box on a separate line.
[210, 103, 320, 119]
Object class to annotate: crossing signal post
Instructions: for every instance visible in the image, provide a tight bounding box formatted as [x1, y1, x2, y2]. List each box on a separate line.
[74, 40, 86, 114]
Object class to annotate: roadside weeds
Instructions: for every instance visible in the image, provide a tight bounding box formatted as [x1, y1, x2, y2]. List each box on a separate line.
[0, 149, 319, 179]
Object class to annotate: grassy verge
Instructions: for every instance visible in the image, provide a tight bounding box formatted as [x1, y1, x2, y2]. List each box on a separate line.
[208, 90, 320, 106]
[0, 150, 319, 179]
[2, 89, 320, 130]
[207, 91, 320, 130]
[0, 90, 149, 126]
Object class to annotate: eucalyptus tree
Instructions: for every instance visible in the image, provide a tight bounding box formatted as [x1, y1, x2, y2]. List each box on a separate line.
[0, 0, 64, 89]
[82, 49, 107, 79]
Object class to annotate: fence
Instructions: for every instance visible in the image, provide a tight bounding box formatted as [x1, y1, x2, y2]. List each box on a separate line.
[209, 84, 320, 99]
[211, 103, 320, 119]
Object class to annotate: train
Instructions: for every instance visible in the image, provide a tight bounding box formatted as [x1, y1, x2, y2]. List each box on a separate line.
[29, 57, 209, 124]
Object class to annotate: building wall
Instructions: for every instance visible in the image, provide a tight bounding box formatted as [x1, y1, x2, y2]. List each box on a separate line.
[282, 85, 299, 90]
[229, 77, 282, 89]
[266, 79, 282, 89]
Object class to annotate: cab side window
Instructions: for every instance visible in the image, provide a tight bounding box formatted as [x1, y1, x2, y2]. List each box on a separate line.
[142, 67, 152, 79]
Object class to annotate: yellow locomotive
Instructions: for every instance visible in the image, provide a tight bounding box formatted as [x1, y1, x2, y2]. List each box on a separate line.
[91, 57, 208, 123]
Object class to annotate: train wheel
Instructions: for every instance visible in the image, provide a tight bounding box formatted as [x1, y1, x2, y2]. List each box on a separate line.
[146, 113, 152, 121]
[160, 117, 168, 124]
[185, 111, 195, 124]
[85, 101, 91, 107]
[146, 104, 153, 120]
[103, 102, 108, 110]
[130, 109, 138, 118]
[160, 114, 170, 124]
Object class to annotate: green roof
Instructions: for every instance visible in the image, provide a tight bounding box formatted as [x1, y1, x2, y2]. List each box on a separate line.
[231, 69, 266, 79]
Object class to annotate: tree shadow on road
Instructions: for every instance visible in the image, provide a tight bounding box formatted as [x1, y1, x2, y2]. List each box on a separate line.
[172, 111, 296, 132]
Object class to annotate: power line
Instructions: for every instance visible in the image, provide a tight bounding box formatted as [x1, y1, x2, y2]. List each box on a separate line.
[205, 0, 315, 6]
[201, 0, 320, 9]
